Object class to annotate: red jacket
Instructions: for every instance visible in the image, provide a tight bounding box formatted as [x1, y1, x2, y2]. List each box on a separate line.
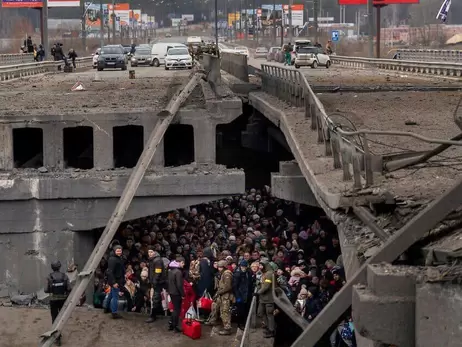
[180, 280, 196, 319]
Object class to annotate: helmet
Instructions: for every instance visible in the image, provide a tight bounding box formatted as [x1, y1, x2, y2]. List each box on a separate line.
[217, 260, 227, 268]
[51, 261, 61, 271]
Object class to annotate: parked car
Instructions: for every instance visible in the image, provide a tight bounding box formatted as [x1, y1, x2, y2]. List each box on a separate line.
[130, 47, 152, 67]
[266, 46, 281, 62]
[234, 46, 249, 58]
[164, 47, 193, 70]
[97, 45, 127, 71]
[254, 46, 268, 59]
[92, 48, 101, 68]
[294, 46, 331, 69]
[150, 42, 187, 67]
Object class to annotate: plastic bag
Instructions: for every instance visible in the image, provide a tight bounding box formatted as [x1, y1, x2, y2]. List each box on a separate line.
[197, 290, 213, 311]
[167, 294, 174, 312]
[161, 289, 169, 311]
[186, 303, 198, 320]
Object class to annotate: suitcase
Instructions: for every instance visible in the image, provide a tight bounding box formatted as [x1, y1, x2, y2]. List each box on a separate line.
[182, 318, 201, 340]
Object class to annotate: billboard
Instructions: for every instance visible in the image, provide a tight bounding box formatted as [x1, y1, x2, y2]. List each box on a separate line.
[2, 0, 78, 7]
[181, 14, 194, 21]
[171, 18, 182, 26]
[130, 9, 141, 25]
[283, 4, 304, 27]
[338, 0, 418, 4]
[85, 3, 108, 31]
[108, 3, 130, 27]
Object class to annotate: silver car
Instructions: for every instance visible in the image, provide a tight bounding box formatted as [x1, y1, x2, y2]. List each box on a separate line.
[130, 48, 152, 67]
[254, 46, 268, 59]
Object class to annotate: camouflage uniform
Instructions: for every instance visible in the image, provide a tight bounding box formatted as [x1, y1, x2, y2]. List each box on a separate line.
[207, 261, 235, 335]
[257, 261, 275, 338]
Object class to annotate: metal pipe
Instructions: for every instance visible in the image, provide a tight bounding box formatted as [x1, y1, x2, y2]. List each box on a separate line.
[41, 0, 49, 59]
[367, 0, 373, 57]
[376, 5, 381, 58]
[352, 206, 389, 241]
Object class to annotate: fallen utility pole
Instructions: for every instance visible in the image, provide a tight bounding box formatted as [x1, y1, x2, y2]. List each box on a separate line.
[39, 72, 205, 347]
[290, 178, 462, 347]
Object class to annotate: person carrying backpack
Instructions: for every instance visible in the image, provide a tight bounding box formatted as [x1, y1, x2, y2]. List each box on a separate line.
[44, 261, 72, 346]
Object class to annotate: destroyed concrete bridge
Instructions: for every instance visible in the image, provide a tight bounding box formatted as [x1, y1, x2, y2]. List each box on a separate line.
[1, 46, 462, 347]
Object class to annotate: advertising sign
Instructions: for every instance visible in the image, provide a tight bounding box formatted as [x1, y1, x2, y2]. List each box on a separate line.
[181, 14, 194, 21]
[85, 3, 108, 31]
[171, 18, 182, 26]
[1, 0, 41, 7]
[108, 3, 130, 27]
[338, 0, 418, 4]
[2, 0, 78, 7]
[141, 13, 148, 24]
[283, 4, 304, 26]
[228, 12, 240, 26]
[130, 9, 141, 24]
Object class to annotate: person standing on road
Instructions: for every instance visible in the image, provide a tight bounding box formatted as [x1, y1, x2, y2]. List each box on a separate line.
[167, 256, 185, 332]
[284, 43, 292, 66]
[205, 260, 235, 336]
[146, 247, 166, 323]
[255, 258, 275, 338]
[44, 260, 71, 346]
[106, 245, 125, 319]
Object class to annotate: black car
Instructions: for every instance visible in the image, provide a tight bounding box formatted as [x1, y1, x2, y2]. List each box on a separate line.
[97, 45, 127, 71]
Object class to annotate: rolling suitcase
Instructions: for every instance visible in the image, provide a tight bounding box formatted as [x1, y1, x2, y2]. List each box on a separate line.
[182, 310, 201, 340]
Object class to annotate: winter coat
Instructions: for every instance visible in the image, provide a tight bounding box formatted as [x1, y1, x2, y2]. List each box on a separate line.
[196, 257, 214, 297]
[148, 256, 166, 288]
[168, 262, 185, 297]
[233, 268, 253, 303]
[180, 280, 196, 319]
[107, 252, 125, 287]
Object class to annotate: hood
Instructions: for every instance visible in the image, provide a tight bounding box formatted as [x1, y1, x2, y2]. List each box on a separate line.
[169, 260, 181, 268]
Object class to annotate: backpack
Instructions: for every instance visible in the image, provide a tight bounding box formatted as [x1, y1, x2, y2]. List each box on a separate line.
[50, 272, 66, 295]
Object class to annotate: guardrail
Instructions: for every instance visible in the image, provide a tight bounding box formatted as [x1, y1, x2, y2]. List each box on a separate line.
[0, 57, 92, 81]
[331, 55, 462, 78]
[0, 53, 34, 66]
[395, 49, 462, 63]
[239, 290, 258, 347]
[261, 63, 376, 188]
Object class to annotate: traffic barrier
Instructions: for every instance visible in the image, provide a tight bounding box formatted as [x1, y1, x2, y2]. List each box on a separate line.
[0, 53, 34, 66]
[220, 51, 249, 82]
[331, 55, 462, 78]
[0, 57, 93, 81]
[395, 49, 462, 63]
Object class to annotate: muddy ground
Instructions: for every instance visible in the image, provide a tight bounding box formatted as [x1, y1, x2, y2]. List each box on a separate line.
[0, 306, 237, 347]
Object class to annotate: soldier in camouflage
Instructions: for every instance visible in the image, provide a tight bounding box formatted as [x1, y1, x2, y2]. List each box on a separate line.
[254, 258, 275, 338]
[205, 259, 235, 335]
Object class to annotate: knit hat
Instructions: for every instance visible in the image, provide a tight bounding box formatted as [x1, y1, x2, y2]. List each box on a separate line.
[239, 260, 249, 267]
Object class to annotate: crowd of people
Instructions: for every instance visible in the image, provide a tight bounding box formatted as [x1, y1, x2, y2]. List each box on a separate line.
[92, 186, 356, 346]
[19, 37, 78, 68]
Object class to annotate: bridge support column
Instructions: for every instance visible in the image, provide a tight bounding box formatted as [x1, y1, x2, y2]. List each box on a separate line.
[42, 124, 64, 170]
[93, 124, 113, 169]
[0, 125, 13, 170]
[189, 120, 216, 164]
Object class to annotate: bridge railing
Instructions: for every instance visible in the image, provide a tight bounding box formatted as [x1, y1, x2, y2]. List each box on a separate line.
[395, 49, 462, 63]
[261, 63, 376, 188]
[0, 57, 93, 81]
[0, 53, 34, 66]
[239, 291, 258, 347]
[331, 55, 462, 77]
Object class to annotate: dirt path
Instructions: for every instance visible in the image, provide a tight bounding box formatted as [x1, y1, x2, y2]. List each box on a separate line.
[0, 306, 237, 347]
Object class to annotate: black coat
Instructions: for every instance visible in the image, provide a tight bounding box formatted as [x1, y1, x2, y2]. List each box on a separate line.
[107, 253, 125, 286]
[196, 258, 214, 296]
[168, 267, 185, 297]
[148, 256, 166, 288]
[233, 269, 253, 303]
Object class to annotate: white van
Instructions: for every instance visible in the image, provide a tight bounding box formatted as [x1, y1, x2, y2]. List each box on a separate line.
[150, 42, 187, 67]
[187, 36, 202, 45]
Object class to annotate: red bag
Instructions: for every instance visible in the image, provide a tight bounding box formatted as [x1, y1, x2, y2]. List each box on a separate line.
[182, 318, 201, 340]
[167, 295, 174, 313]
[197, 290, 213, 311]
